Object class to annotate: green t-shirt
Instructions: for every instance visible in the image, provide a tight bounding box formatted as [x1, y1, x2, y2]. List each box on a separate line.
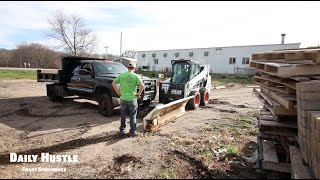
[115, 71, 143, 101]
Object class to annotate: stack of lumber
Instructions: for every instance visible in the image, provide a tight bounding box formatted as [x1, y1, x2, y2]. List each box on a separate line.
[296, 81, 320, 178]
[251, 47, 320, 177]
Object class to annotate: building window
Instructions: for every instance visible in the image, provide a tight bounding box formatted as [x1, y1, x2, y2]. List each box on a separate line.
[189, 52, 193, 57]
[204, 51, 209, 56]
[229, 58, 236, 64]
[163, 52, 167, 57]
[175, 52, 179, 57]
[152, 53, 156, 57]
[154, 59, 158, 64]
[242, 57, 250, 64]
[216, 48, 222, 54]
[142, 53, 145, 58]
[142, 66, 149, 70]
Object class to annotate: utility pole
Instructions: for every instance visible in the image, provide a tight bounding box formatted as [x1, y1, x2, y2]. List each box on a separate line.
[120, 32, 122, 64]
[19, 52, 22, 68]
[104, 46, 109, 59]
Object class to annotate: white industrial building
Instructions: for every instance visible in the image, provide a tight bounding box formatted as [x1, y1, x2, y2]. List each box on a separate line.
[137, 42, 300, 75]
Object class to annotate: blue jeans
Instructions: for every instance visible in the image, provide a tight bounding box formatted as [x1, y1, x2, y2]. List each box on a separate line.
[119, 99, 138, 134]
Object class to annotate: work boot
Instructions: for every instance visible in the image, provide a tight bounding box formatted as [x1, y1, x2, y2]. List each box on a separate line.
[131, 131, 138, 137]
[119, 131, 126, 138]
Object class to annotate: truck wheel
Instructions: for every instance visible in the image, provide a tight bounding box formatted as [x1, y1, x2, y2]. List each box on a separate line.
[187, 91, 201, 110]
[98, 93, 113, 117]
[48, 87, 57, 102]
[200, 89, 210, 106]
[56, 96, 64, 102]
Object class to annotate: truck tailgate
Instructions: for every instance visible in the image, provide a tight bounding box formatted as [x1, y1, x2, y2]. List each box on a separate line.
[37, 69, 60, 83]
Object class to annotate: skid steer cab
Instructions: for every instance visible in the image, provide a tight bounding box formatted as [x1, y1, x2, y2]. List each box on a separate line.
[159, 59, 211, 110]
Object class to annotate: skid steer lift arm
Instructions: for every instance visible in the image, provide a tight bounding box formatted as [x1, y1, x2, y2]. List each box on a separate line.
[143, 96, 193, 132]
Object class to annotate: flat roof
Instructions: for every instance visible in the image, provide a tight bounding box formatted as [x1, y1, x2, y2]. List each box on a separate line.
[137, 43, 301, 52]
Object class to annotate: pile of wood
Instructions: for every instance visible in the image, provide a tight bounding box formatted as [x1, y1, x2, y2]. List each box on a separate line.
[250, 47, 320, 178]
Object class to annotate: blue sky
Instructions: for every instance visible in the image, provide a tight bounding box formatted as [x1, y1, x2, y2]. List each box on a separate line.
[1, 1, 320, 55]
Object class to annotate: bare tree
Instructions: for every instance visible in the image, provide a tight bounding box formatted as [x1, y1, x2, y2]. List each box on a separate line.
[47, 10, 97, 56]
[13, 43, 61, 68]
[121, 50, 137, 58]
[0, 50, 11, 67]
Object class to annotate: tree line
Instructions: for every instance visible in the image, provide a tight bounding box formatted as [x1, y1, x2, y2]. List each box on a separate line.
[0, 10, 136, 69]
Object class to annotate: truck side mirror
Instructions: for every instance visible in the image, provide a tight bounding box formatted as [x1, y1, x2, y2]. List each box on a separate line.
[79, 69, 90, 75]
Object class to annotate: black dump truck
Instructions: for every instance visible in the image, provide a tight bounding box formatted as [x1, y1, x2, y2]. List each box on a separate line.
[37, 56, 157, 116]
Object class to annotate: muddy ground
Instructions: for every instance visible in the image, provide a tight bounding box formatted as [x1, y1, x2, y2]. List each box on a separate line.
[0, 79, 264, 179]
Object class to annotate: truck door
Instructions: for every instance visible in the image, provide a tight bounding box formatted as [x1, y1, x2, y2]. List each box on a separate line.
[68, 62, 95, 98]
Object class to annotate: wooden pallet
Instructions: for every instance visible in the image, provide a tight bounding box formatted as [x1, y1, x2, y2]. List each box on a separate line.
[252, 48, 320, 64]
[250, 61, 320, 77]
[260, 87, 296, 110]
[253, 75, 297, 91]
[254, 88, 297, 116]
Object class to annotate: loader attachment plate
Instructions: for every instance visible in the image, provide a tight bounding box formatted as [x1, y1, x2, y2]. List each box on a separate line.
[143, 96, 193, 132]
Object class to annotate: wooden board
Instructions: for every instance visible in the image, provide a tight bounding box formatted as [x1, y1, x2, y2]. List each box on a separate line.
[259, 119, 297, 129]
[251, 61, 320, 77]
[262, 161, 291, 173]
[261, 87, 296, 110]
[289, 146, 313, 179]
[260, 130, 298, 138]
[296, 80, 320, 92]
[252, 48, 320, 64]
[254, 88, 297, 116]
[254, 75, 297, 90]
[262, 140, 278, 163]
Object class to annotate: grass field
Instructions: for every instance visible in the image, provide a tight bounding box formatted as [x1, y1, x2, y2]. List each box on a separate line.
[0, 69, 37, 80]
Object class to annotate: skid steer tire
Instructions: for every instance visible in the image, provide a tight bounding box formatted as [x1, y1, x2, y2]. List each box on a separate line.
[200, 89, 210, 106]
[187, 91, 201, 110]
[98, 93, 114, 117]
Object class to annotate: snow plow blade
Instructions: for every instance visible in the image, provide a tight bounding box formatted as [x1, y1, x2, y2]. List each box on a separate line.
[143, 96, 193, 132]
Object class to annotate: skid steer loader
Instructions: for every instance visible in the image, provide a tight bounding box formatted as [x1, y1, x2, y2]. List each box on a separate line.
[143, 59, 211, 131]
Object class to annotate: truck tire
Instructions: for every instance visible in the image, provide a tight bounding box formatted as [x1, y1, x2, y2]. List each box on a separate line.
[200, 88, 210, 106]
[48, 86, 58, 102]
[98, 93, 113, 117]
[186, 91, 201, 110]
[56, 96, 64, 102]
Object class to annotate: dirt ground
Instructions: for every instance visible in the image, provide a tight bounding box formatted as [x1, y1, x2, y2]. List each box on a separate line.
[0, 79, 264, 179]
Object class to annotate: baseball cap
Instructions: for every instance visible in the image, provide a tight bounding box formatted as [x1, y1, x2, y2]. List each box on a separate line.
[128, 62, 137, 68]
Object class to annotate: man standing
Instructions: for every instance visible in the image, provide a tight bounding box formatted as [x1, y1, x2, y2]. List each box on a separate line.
[112, 62, 145, 137]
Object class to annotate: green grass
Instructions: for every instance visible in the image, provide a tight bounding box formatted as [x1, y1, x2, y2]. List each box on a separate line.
[211, 74, 253, 85]
[226, 145, 241, 157]
[158, 165, 177, 179]
[0, 69, 37, 80]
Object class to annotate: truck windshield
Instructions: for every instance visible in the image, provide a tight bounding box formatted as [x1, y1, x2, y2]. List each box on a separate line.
[95, 62, 127, 75]
[171, 62, 190, 84]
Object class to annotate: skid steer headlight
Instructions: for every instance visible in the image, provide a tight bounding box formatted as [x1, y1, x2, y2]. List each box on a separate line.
[186, 83, 189, 89]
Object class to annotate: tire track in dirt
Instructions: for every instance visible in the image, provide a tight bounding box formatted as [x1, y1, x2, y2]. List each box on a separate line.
[98, 154, 144, 178]
[209, 99, 248, 108]
[0, 107, 85, 119]
[169, 150, 229, 178]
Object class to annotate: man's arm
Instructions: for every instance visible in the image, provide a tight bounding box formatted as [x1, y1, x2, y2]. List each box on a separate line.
[112, 80, 120, 96]
[137, 82, 145, 96]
